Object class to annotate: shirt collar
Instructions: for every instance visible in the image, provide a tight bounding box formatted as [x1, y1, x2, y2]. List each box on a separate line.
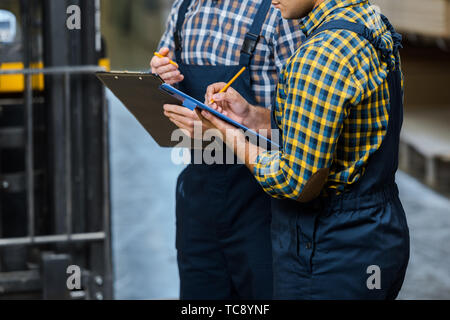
[299, 0, 368, 36]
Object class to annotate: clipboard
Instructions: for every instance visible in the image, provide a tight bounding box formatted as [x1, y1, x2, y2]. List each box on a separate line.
[96, 71, 182, 147]
[160, 84, 280, 149]
[96, 71, 279, 149]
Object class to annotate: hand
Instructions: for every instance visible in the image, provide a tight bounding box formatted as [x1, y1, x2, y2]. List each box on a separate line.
[205, 83, 252, 126]
[194, 108, 237, 138]
[196, 108, 261, 170]
[164, 104, 216, 139]
[150, 47, 184, 85]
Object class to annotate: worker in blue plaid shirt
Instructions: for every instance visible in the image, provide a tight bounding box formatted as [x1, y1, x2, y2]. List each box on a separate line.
[150, 0, 303, 299]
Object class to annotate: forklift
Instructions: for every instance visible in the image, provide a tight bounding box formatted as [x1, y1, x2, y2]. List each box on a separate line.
[0, 0, 112, 299]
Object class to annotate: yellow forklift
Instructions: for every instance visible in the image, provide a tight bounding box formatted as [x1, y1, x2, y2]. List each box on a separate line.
[0, 0, 112, 299]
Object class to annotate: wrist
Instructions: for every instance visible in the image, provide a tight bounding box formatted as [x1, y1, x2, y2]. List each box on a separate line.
[242, 104, 271, 133]
[242, 104, 257, 129]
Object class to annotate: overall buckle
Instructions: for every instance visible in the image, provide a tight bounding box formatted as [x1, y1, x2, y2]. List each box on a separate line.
[241, 32, 260, 56]
[174, 31, 182, 51]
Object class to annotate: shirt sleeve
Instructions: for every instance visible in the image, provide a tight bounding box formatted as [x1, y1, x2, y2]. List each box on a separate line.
[253, 43, 363, 200]
[157, 0, 184, 53]
[271, 16, 305, 75]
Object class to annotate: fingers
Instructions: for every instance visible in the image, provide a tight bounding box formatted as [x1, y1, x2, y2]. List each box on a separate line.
[205, 83, 242, 108]
[151, 58, 184, 83]
[211, 89, 239, 104]
[160, 70, 184, 83]
[205, 82, 228, 104]
[206, 82, 228, 96]
[195, 108, 230, 135]
[165, 76, 185, 85]
[154, 63, 178, 75]
[150, 48, 184, 84]
[199, 110, 214, 123]
[166, 113, 195, 138]
[168, 118, 193, 138]
[164, 104, 198, 119]
[207, 103, 223, 114]
[200, 110, 228, 131]
[215, 105, 224, 114]
[194, 108, 206, 123]
[164, 111, 194, 129]
[151, 56, 171, 69]
[164, 104, 202, 137]
[151, 58, 179, 75]
[158, 47, 170, 57]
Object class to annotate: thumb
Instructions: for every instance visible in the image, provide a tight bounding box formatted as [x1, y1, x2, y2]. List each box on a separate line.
[211, 92, 226, 102]
[159, 47, 170, 56]
[213, 89, 240, 105]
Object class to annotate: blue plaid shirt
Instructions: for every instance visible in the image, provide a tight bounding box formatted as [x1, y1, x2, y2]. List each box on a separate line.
[158, 0, 304, 107]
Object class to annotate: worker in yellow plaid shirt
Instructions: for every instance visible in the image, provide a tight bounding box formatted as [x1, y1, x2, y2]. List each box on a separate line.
[199, 0, 410, 299]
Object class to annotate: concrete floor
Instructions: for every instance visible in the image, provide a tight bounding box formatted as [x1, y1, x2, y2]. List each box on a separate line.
[109, 92, 450, 300]
[396, 172, 450, 299]
[109, 91, 181, 300]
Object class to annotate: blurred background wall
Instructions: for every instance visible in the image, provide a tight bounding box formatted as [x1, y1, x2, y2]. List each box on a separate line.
[101, 0, 171, 70]
[371, 0, 450, 197]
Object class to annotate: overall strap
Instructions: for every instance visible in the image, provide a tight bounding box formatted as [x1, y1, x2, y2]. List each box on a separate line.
[174, 0, 192, 63]
[307, 16, 403, 69]
[239, 0, 272, 66]
[309, 20, 369, 41]
[380, 14, 403, 65]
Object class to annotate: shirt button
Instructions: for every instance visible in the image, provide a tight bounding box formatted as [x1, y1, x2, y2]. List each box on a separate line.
[306, 242, 312, 250]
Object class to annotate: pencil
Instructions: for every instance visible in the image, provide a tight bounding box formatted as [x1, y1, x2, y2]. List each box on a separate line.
[210, 67, 247, 104]
[154, 52, 179, 68]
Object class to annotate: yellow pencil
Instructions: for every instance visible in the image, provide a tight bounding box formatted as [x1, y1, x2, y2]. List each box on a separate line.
[154, 52, 179, 68]
[210, 67, 247, 104]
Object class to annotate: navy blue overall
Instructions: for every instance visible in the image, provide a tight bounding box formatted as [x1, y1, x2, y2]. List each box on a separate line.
[174, 0, 273, 300]
[270, 16, 410, 300]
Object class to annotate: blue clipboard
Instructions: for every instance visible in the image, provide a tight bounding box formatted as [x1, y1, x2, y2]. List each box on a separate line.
[159, 83, 280, 149]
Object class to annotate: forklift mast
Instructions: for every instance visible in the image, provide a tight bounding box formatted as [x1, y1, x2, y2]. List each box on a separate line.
[0, 0, 112, 299]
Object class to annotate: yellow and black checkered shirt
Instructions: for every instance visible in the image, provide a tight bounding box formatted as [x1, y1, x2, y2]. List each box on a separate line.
[254, 0, 403, 199]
